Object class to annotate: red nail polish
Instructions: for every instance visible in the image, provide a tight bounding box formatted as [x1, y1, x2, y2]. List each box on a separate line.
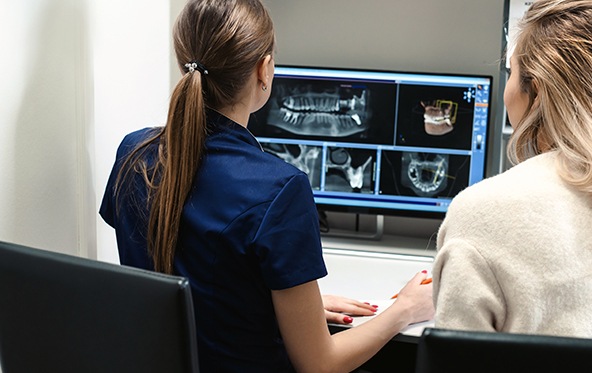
[421, 270, 428, 274]
[372, 305, 379, 309]
[343, 316, 353, 323]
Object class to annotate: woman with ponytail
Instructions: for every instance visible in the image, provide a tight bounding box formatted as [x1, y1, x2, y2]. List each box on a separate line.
[100, 0, 433, 371]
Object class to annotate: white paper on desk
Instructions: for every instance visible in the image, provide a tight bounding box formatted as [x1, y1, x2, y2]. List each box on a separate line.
[347, 299, 434, 337]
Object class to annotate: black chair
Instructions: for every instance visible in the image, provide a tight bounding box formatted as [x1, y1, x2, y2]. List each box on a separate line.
[416, 327, 592, 373]
[0, 240, 200, 373]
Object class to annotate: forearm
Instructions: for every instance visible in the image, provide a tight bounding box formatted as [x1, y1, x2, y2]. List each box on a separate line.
[327, 301, 414, 372]
[274, 271, 433, 373]
[274, 283, 393, 373]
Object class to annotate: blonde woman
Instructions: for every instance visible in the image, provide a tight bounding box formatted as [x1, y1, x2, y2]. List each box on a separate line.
[433, 0, 592, 337]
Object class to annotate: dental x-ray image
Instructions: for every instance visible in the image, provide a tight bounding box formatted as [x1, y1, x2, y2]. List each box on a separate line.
[261, 142, 323, 189]
[379, 150, 470, 198]
[248, 77, 397, 146]
[273, 85, 368, 137]
[324, 147, 376, 193]
[395, 84, 476, 150]
[401, 152, 449, 197]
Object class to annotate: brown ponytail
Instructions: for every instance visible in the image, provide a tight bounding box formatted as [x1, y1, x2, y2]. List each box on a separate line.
[148, 71, 207, 273]
[116, 0, 275, 274]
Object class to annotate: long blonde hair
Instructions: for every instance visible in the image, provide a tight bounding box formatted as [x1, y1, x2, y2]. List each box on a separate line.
[117, 0, 275, 274]
[508, 0, 592, 194]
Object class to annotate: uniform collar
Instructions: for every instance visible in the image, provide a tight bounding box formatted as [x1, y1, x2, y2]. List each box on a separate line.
[206, 109, 263, 151]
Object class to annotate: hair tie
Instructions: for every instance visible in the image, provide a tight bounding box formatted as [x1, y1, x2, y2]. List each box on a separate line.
[184, 61, 209, 75]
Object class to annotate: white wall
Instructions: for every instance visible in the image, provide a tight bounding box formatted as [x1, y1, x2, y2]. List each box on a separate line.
[92, 0, 171, 263]
[264, 0, 504, 77]
[0, 0, 92, 256]
[1, 0, 171, 262]
[1, 1, 506, 261]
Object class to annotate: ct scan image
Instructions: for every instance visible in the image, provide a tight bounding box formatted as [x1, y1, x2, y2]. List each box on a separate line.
[323, 147, 376, 194]
[379, 150, 470, 198]
[248, 77, 397, 145]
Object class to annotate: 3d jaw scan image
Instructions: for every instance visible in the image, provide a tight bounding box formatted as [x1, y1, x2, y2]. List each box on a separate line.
[421, 100, 458, 136]
[395, 84, 475, 151]
[266, 81, 370, 138]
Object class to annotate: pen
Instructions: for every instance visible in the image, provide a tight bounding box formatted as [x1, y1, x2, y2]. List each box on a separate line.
[390, 278, 432, 299]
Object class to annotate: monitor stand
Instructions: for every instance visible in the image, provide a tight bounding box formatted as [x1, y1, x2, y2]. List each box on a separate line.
[321, 214, 384, 241]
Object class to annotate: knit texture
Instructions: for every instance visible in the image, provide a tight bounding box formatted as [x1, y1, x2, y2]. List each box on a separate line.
[433, 151, 592, 337]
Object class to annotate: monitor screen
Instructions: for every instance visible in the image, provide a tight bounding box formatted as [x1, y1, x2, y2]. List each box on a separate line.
[248, 65, 492, 218]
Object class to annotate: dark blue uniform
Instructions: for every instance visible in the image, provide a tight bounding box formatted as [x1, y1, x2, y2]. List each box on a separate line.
[100, 110, 327, 372]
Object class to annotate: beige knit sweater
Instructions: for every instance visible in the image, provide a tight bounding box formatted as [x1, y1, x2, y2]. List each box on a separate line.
[433, 151, 592, 337]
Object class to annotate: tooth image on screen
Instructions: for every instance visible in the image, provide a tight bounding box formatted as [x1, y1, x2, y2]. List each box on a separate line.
[401, 152, 448, 197]
[325, 147, 374, 192]
[267, 84, 369, 137]
[421, 100, 458, 136]
[262, 143, 322, 189]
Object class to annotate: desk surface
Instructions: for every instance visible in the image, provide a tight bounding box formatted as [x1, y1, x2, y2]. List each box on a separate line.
[319, 244, 434, 340]
[321, 233, 437, 255]
[319, 245, 434, 300]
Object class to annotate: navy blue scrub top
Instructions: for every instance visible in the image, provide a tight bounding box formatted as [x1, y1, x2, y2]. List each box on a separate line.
[100, 110, 328, 373]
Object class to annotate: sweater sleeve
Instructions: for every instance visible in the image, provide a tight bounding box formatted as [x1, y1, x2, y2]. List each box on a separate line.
[432, 237, 506, 332]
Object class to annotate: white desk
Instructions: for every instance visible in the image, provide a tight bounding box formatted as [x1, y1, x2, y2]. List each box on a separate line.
[319, 234, 436, 300]
[319, 234, 436, 340]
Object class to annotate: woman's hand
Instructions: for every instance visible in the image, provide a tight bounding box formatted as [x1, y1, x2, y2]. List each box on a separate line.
[322, 294, 377, 324]
[390, 271, 435, 325]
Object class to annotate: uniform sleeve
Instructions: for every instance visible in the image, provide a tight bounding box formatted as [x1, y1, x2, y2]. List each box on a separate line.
[432, 237, 506, 332]
[252, 173, 328, 290]
[99, 152, 121, 228]
[99, 135, 133, 228]
[99, 130, 148, 228]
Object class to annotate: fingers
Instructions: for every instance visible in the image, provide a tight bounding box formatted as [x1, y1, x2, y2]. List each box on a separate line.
[411, 269, 429, 283]
[322, 295, 378, 324]
[400, 270, 431, 294]
[395, 270, 435, 324]
[322, 295, 377, 315]
[324, 310, 354, 324]
[402, 270, 431, 292]
[333, 299, 376, 315]
[392, 270, 431, 299]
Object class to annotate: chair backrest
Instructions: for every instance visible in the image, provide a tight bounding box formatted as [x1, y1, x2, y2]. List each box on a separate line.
[0, 240, 200, 373]
[415, 327, 592, 373]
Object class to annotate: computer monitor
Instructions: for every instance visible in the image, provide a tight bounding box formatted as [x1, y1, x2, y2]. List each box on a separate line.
[248, 65, 492, 219]
[248, 65, 492, 218]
